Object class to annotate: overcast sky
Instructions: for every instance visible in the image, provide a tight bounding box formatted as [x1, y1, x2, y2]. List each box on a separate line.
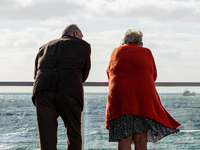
[0, 0, 200, 83]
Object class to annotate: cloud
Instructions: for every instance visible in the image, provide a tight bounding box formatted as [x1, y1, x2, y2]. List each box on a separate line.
[83, 30, 123, 81]
[0, 27, 67, 81]
[144, 31, 200, 55]
[0, 0, 85, 20]
[86, 0, 200, 25]
[85, 29, 200, 67]
[0, 31, 38, 51]
[0, 50, 36, 81]
[84, 29, 200, 82]
[0, 24, 200, 82]
[85, 30, 122, 61]
[39, 19, 67, 26]
[0, 27, 63, 51]
[142, 30, 200, 81]
[0, 0, 200, 26]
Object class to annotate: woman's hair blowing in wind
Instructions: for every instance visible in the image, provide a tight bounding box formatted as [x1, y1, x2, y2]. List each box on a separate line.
[120, 28, 143, 45]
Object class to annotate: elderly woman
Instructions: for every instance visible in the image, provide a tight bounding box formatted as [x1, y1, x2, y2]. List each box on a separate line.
[105, 28, 181, 150]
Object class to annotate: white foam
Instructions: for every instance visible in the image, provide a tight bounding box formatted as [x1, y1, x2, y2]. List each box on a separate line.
[180, 130, 200, 132]
[0, 132, 33, 142]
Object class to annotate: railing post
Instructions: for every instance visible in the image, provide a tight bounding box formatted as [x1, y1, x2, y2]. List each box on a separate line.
[81, 112, 84, 150]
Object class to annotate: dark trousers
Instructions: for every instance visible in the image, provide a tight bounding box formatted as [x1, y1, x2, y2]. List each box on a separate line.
[35, 91, 82, 150]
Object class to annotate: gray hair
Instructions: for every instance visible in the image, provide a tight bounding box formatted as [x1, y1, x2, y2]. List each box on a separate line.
[120, 28, 143, 45]
[62, 24, 81, 37]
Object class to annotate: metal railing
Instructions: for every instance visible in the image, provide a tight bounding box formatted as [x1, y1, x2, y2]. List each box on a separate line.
[1, 82, 200, 86]
[1, 81, 200, 150]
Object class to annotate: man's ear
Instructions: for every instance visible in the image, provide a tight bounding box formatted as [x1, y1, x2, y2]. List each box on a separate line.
[71, 31, 76, 37]
[74, 31, 78, 36]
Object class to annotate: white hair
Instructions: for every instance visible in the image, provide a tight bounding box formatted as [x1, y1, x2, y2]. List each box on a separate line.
[62, 24, 81, 37]
[120, 28, 143, 45]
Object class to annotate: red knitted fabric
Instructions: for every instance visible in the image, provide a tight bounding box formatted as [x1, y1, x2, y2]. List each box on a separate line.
[105, 43, 181, 130]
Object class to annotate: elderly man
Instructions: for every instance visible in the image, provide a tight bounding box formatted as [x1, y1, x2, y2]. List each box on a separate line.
[32, 24, 91, 150]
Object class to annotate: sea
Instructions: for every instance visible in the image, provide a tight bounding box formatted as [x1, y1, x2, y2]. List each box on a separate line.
[0, 87, 200, 150]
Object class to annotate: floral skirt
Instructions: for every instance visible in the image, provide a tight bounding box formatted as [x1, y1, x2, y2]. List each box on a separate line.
[109, 114, 180, 143]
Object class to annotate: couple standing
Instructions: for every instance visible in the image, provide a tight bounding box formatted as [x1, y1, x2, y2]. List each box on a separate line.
[32, 24, 180, 150]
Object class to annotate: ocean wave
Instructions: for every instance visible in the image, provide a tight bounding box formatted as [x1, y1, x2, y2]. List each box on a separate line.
[0, 132, 33, 142]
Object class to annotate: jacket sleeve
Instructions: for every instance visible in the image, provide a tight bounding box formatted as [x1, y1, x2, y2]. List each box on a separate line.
[106, 51, 114, 81]
[34, 54, 39, 79]
[106, 62, 110, 81]
[151, 51, 157, 81]
[153, 61, 157, 81]
[82, 45, 91, 83]
[34, 45, 45, 79]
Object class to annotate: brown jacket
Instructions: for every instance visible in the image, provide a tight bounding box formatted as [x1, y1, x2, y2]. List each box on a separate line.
[32, 35, 91, 109]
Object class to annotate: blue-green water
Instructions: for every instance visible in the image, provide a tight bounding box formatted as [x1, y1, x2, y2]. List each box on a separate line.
[0, 92, 200, 149]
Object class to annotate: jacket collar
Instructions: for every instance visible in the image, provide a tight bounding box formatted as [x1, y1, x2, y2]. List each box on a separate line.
[62, 35, 82, 40]
[125, 43, 138, 46]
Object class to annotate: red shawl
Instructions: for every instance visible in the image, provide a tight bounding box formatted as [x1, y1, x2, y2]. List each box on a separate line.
[105, 43, 181, 130]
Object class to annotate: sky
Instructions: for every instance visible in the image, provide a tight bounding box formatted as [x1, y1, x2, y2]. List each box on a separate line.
[0, 0, 200, 84]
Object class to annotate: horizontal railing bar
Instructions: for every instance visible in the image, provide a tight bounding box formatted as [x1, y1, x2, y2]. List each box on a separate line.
[155, 82, 200, 86]
[84, 82, 108, 86]
[0, 82, 200, 86]
[0, 82, 33, 86]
